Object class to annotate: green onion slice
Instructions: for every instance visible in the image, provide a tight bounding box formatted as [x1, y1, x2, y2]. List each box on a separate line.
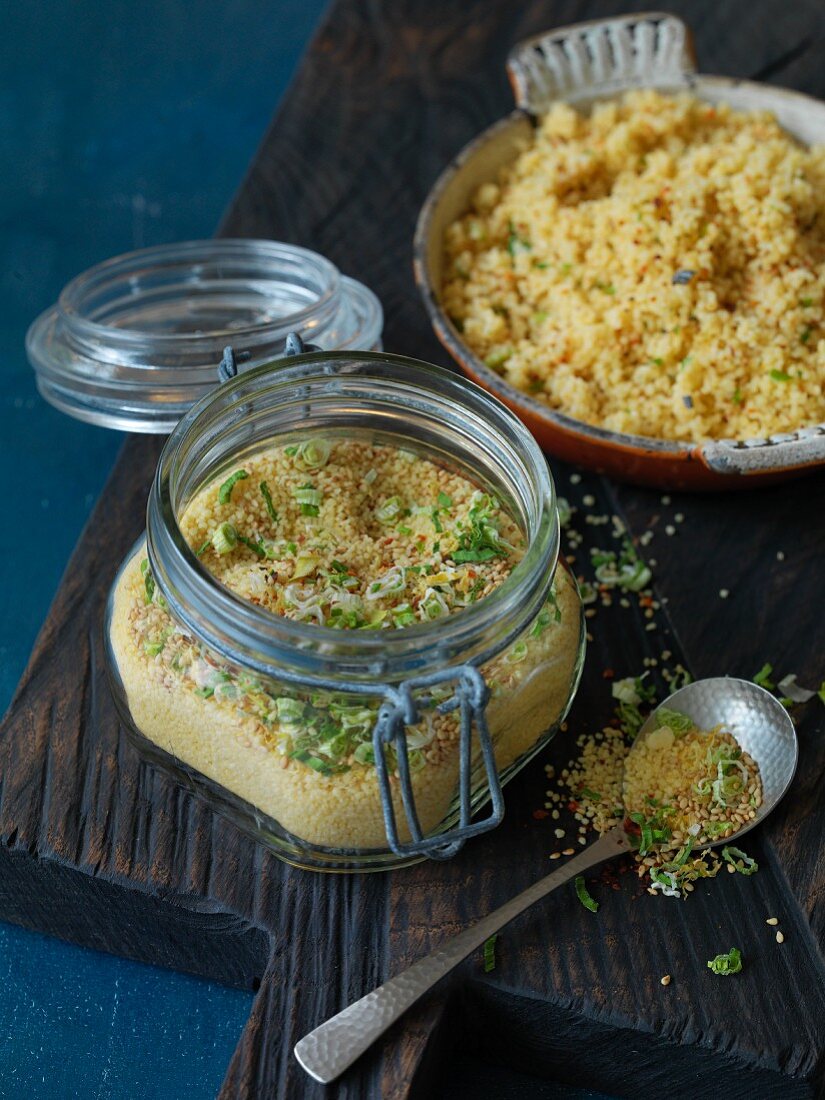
[482, 933, 498, 972]
[707, 947, 742, 976]
[211, 522, 238, 556]
[218, 469, 248, 504]
[574, 875, 599, 913]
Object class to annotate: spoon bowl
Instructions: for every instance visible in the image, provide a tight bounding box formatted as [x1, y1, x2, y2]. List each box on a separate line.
[633, 676, 798, 849]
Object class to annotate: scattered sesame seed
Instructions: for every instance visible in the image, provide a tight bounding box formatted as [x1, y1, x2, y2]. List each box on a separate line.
[660, 975, 671, 986]
[661, 495, 671, 505]
[674, 513, 684, 523]
[776, 551, 785, 561]
[776, 931, 785, 943]
[578, 836, 587, 845]
[570, 473, 582, 484]
[583, 494, 596, 506]
[645, 622, 657, 631]
[719, 588, 730, 599]
[554, 828, 565, 839]
[550, 851, 561, 860]
[766, 917, 779, 926]
[562, 848, 575, 856]
[665, 525, 676, 536]
[727, 862, 736, 873]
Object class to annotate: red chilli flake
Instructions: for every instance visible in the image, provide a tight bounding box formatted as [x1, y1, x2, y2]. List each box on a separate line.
[602, 668, 615, 679]
[532, 809, 549, 820]
[567, 800, 580, 813]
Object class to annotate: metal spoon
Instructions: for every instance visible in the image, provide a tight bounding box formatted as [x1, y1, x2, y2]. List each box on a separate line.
[294, 676, 797, 1084]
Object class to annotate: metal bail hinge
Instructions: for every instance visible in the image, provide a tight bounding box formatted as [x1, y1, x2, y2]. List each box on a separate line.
[217, 332, 322, 385]
[371, 665, 504, 860]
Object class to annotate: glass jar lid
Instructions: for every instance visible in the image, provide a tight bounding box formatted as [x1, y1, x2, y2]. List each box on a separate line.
[26, 239, 384, 434]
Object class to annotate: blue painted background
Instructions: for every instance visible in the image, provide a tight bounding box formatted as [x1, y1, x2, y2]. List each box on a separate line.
[0, 2, 325, 1097]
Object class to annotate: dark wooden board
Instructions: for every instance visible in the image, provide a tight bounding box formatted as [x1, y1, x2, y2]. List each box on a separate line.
[3, 1, 825, 1097]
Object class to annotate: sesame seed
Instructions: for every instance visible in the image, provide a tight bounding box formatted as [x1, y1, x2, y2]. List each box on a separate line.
[719, 588, 729, 599]
[674, 513, 684, 523]
[554, 828, 565, 839]
[665, 525, 676, 536]
[550, 851, 561, 860]
[766, 917, 779, 926]
[562, 848, 575, 856]
[661, 495, 671, 505]
[583, 494, 596, 506]
[570, 473, 582, 485]
[776, 931, 785, 943]
[660, 975, 671, 986]
[776, 550, 785, 561]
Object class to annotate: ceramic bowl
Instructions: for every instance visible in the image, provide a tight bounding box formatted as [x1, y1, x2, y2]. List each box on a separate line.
[414, 12, 825, 489]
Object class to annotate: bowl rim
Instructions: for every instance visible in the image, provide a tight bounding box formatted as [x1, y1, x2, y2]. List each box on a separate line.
[413, 72, 825, 472]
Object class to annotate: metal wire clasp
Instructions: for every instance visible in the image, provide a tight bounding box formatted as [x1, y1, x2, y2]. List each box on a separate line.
[372, 665, 504, 860]
[217, 332, 321, 384]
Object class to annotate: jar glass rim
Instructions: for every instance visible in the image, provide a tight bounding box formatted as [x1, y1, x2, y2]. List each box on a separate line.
[147, 351, 559, 681]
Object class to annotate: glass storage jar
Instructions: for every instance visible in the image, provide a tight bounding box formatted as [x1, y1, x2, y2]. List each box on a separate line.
[26, 239, 383, 433]
[104, 350, 585, 871]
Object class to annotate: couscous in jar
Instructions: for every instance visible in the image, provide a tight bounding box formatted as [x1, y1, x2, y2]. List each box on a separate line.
[105, 351, 585, 870]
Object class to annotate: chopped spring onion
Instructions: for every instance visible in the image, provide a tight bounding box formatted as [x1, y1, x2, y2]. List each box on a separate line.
[653, 707, 694, 735]
[365, 566, 406, 600]
[292, 555, 319, 579]
[353, 742, 376, 766]
[776, 674, 816, 704]
[574, 876, 599, 913]
[530, 609, 552, 638]
[211, 522, 238, 556]
[298, 439, 332, 469]
[143, 640, 164, 657]
[260, 481, 278, 524]
[290, 749, 336, 775]
[649, 868, 680, 897]
[275, 697, 306, 725]
[721, 846, 758, 875]
[237, 534, 265, 558]
[707, 948, 742, 976]
[437, 491, 452, 509]
[218, 469, 248, 504]
[392, 603, 417, 628]
[505, 640, 529, 664]
[140, 558, 155, 604]
[629, 812, 654, 855]
[376, 496, 403, 523]
[753, 663, 775, 690]
[482, 933, 498, 972]
[294, 484, 323, 516]
[420, 587, 451, 621]
[591, 540, 652, 592]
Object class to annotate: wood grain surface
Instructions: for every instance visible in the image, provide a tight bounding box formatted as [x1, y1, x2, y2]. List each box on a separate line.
[2, 1, 825, 1097]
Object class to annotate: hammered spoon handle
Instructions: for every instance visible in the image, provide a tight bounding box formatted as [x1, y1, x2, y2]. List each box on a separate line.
[294, 824, 629, 1083]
